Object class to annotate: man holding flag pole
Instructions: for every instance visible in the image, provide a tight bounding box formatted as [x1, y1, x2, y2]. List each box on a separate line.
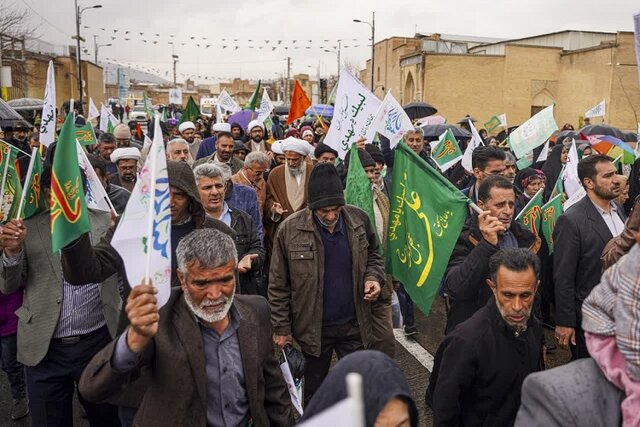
[0, 105, 121, 426]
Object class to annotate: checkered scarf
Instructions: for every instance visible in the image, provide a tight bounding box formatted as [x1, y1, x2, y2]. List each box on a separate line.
[582, 242, 640, 380]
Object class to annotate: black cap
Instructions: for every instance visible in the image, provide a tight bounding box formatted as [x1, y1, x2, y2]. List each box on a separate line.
[307, 163, 345, 210]
[314, 142, 338, 159]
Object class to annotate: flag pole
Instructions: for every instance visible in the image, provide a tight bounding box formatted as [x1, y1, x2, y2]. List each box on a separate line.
[143, 116, 161, 285]
[468, 200, 484, 215]
[346, 373, 365, 427]
[0, 145, 13, 215]
[0, 141, 31, 158]
[15, 147, 38, 220]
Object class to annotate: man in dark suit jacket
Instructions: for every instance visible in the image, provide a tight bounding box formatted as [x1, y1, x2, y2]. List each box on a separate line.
[79, 228, 292, 426]
[553, 155, 624, 359]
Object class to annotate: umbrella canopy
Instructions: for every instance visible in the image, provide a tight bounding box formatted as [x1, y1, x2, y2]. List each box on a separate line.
[457, 115, 477, 125]
[7, 97, 44, 111]
[553, 130, 580, 143]
[421, 124, 471, 139]
[415, 115, 446, 126]
[305, 104, 334, 118]
[403, 102, 437, 120]
[0, 98, 32, 129]
[496, 126, 519, 142]
[273, 105, 290, 115]
[227, 110, 258, 131]
[579, 124, 626, 140]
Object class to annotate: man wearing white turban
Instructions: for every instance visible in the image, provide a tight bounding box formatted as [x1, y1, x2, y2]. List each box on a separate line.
[264, 136, 314, 254]
[246, 120, 269, 153]
[109, 147, 140, 192]
[178, 121, 201, 160]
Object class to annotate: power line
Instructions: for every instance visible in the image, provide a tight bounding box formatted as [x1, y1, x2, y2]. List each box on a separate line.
[20, 0, 71, 38]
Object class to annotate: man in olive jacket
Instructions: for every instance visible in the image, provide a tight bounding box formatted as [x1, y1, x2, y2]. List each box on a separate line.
[268, 163, 387, 405]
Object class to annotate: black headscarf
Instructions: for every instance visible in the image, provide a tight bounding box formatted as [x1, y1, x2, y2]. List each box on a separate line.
[541, 144, 565, 200]
[300, 351, 419, 427]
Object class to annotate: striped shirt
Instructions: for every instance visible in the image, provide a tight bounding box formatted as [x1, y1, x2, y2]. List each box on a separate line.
[52, 279, 105, 338]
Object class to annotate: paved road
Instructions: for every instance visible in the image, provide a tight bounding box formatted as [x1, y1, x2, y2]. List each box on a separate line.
[0, 296, 570, 426]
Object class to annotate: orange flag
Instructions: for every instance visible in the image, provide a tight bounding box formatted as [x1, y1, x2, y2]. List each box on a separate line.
[286, 80, 312, 125]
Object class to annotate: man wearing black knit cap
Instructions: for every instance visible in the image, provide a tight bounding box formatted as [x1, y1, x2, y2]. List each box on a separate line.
[268, 163, 386, 406]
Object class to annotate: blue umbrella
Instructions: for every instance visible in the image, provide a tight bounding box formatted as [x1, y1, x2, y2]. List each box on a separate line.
[227, 110, 257, 131]
[305, 104, 334, 118]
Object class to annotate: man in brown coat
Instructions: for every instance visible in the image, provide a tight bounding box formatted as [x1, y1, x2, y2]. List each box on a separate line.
[269, 163, 386, 405]
[79, 229, 292, 426]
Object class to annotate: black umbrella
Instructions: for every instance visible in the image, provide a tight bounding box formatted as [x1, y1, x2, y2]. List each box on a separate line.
[421, 124, 471, 139]
[579, 124, 626, 140]
[273, 105, 290, 115]
[403, 102, 437, 120]
[0, 98, 32, 129]
[456, 115, 477, 125]
[553, 130, 579, 142]
[496, 126, 519, 142]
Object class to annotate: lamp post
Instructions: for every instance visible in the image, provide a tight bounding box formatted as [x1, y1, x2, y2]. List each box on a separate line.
[74, 1, 102, 113]
[93, 35, 111, 64]
[172, 54, 179, 87]
[353, 12, 375, 92]
[323, 39, 341, 77]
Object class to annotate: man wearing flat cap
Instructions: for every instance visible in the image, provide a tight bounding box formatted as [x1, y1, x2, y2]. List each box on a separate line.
[109, 147, 140, 192]
[178, 121, 201, 160]
[269, 163, 385, 405]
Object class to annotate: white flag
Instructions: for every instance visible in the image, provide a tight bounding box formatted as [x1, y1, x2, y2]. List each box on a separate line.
[256, 89, 274, 123]
[280, 352, 303, 416]
[39, 60, 56, 147]
[216, 103, 223, 124]
[563, 185, 586, 211]
[111, 118, 172, 308]
[585, 99, 606, 119]
[563, 139, 582, 197]
[324, 68, 382, 159]
[369, 91, 414, 149]
[218, 89, 240, 114]
[99, 103, 119, 132]
[88, 98, 100, 120]
[76, 141, 113, 213]
[536, 141, 549, 163]
[498, 113, 508, 127]
[462, 121, 485, 172]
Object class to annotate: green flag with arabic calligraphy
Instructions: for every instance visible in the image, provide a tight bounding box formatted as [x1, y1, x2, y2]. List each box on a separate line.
[515, 188, 543, 236]
[0, 142, 22, 224]
[75, 123, 98, 146]
[430, 129, 463, 171]
[386, 143, 469, 315]
[540, 194, 563, 253]
[345, 143, 376, 237]
[22, 149, 44, 219]
[50, 112, 90, 253]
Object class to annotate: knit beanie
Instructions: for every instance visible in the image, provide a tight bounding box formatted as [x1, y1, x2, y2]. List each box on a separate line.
[314, 142, 338, 159]
[364, 144, 385, 165]
[307, 163, 345, 210]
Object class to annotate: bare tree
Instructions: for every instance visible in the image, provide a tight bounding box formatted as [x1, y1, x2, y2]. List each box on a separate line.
[342, 58, 363, 77]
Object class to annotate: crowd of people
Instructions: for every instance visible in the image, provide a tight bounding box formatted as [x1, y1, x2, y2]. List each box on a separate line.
[0, 102, 638, 427]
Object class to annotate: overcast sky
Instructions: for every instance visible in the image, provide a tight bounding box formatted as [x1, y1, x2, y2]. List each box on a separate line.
[11, 0, 640, 83]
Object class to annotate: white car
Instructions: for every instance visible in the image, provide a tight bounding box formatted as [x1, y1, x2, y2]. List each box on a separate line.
[129, 105, 148, 122]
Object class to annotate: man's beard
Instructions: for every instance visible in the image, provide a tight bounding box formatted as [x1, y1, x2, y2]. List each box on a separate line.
[184, 287, 235, 323]
[287, 163, 304, 177]
[594, 183, 619, 201]
[251, 135, 263, 143]
[316, 213, 339, 229]
[121, 173, 136, 182]
[495, 299, 532, 332]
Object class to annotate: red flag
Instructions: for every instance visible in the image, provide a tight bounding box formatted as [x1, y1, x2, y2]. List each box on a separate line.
[286, 80, 312, 125]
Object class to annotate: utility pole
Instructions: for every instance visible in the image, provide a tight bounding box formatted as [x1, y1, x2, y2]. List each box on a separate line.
[286, 57, 291, 101]
[370, 11, 375, 92]
[74, 0, 82, 110]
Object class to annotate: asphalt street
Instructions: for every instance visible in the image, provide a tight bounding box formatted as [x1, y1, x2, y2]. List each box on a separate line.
[0, 296, 571, 426]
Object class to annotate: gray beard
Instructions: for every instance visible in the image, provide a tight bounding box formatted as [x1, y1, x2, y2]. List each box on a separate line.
[288, 166, 303, 177]
[183, 288, 234, 323]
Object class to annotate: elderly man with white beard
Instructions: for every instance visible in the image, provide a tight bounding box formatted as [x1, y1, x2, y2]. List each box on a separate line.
[264, 136, 313, 251]
[78, 228, 292, 426]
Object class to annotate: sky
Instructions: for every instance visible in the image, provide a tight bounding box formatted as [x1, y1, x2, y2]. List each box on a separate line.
[9, 0, 640, 84]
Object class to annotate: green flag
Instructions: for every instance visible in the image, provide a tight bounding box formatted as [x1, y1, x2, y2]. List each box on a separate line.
[551, 166, 565, 199]
[515, 188, 543, 236]
[540, 194, 563, 253]
[180, 96, 200, 124]
[244, 80, 261, 111]
[484, 116, 501, 133]
[75, 123, 98, 146]
[161, 106, 168, 122]
[107, 119, 114, 134]
[430, 129, 463, 171]
[0, 143, 22, 223]
[345, 144, 375, 229]
[21, 149, 44, 219]
[143, 93, 153, 118]
[50, 112, 90, 253]
[386, 143, 469, 315]
[516, 153, 533, 170]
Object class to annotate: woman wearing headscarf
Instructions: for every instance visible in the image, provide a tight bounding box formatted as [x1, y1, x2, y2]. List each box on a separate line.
[514, 168, 547, 217]
[578, 143, 593, 159]
[541, 143, 569, 201]
[300, 350, 419, 427]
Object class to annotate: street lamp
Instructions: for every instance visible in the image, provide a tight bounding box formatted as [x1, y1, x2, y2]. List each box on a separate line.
[172, 54, 179, 87]
[93, 35, 111, 64]
[323, 40, 341, 77]
[74, 1, 102, 113]
[353, 12, 375, 92]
